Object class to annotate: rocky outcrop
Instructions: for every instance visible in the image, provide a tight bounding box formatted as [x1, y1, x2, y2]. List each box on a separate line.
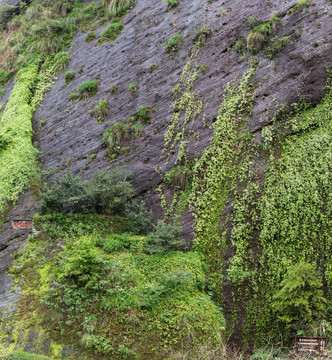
[0, 0, 331, 353]
[33, 0, 331, 235]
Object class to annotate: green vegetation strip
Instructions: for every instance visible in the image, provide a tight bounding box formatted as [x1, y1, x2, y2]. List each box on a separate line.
[0, 64, 38, 212]
[2, 213, 225, 359]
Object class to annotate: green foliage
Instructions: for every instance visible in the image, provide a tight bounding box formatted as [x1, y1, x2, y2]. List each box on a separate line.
[6, 213, 225, 358]
[0, 5, 18, 30]
[103, 105, 154, 158]
[64, 70, 75, 84]
[145, 220, 186, 254]
[0, 0, 106, 76]
[0, 88, 5, 97]
[128, 82, 138, 92]
[76, 80, 98, 99]
[164, 33, 183, 53]
[0, 64, 39, 212]
[0, 69, 12, 87]
[246, 15, 281, 52]
[98, 18, 124, 44]
[248, 16, 256, 27]
[109, 82, 117, 93]
[266, 35, 291, 59]
[106, 0, 135, 17]
[85, 30, 96, 43]
[125, 200, 153, 234]
[165, 165, 192, 189]
[200, 64, 209, 74]
[5, 352, 51, 360]
[272, 262, 326, 330]
[52, 51, 70, 72]
[165, 0, 178, 8]
[150, 63, 157, 72]
[95, 98, 109, 122]
[40, 168, 135, 214]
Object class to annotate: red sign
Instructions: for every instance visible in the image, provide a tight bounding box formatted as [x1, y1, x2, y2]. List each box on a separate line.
[12, 220, 33, 230]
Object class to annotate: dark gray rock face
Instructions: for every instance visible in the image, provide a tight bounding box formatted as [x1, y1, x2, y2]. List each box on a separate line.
[33, 0, 331, 237]
[0, 0, 331, 353]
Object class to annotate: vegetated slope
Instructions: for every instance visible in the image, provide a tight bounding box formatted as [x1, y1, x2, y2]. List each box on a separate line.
[0, 0, 331, 358]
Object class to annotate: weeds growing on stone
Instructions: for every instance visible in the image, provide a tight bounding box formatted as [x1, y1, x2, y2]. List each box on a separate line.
[64, 70, 75, 84]
[164, 34, 183, 53]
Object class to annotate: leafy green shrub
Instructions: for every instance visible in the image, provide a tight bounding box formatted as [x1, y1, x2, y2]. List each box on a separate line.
[88, 168, 135, 213]
[103, 105, 154, 158]
[165, 0, 178, 8]
[105, 0, 135, 17]
[64, 70, 75, 84]
[125, 200, 153, 234]
[53, 51, 71, 72]
[266, 35, 291, 59]
[96, 233, 131, 252]
[85, 30, 96, 43]
[150, 64, 157, 72]
[58, 235, 106, 284]
[98, 19, 124, 43]
[248, 16, 256, 27]
[103, 122, 129, 158]
[165, 165, 192, 189]
[0, 5, 18, 30]
[81, 334, 114, 354]
[234, 39, 245, 53]
[0, 65, 39, 212]
[109, 83, 117, 94]
[164, 33, 183, 53]
[40, 172, 89, 214]
[127, 82, 138, 93]
[0, 69, 12, 87]
[5, 352, 51, 360]
[246, 15, 281, 52]
[95, 98, 108, 122]
[77, 80, 98, 99]
[40, 168, 135, 214]
[145, 220, 186, 254]
[0, 88, 6, 97]
[69, 92, 78, 101]
[272, 262, 326, 331]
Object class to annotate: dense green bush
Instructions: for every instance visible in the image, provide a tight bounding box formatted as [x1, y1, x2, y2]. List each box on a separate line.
[5, 352, 51, 360]
[85, 30, 96, 43]
[0, 69, 12, 87]
[145, 220, 187, 254]
[13, 213, 225, 357]
[40, 169, 135, 214]
[0, 65, 39, 212]
[103, 105, 154, 158]
[105, 0, 135, 17]
[99, 19, 123, 43]
[0, 5, 18, 30]
[125, 200, 153, 234]
[95, 233, 131, 252]
[77, 80, 98, 99]
[272, 262, 326, 331]
[165, 0, 178, 8]
[64, 70, 75, 84]
[164, 34, 183, 53]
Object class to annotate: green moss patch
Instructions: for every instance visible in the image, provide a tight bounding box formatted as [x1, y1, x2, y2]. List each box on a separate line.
[3, 213, 225, 359]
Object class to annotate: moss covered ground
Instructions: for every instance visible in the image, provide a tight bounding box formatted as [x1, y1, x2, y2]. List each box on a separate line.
[0, 213, 225, 359]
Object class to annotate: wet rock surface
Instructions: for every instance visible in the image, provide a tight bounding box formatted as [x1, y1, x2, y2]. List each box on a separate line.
[32, 0, 332, 237]
[0, 0, 331, 353]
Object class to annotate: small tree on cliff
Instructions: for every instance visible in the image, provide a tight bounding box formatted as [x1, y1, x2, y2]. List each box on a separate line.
[272, 261, 326, 332]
